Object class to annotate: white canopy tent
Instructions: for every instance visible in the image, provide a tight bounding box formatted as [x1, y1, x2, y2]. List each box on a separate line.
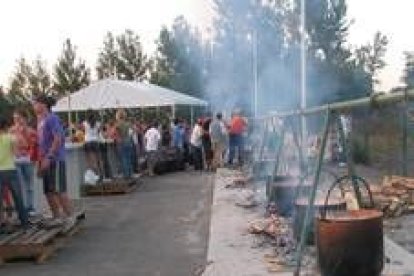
[53, 79, 207, 124]
[54, 78, 207, 111]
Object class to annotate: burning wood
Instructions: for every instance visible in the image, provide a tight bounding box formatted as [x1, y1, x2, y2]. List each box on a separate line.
[372, 175, 414, 217]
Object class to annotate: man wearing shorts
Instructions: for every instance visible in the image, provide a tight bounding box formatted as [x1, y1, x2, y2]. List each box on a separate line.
[32, 95, 73, 225]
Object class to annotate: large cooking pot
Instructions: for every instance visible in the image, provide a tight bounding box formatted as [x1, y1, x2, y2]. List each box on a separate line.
[293, 196, 346, 245]
[267, 175, 312, 216]
[316, 175, 384, 276]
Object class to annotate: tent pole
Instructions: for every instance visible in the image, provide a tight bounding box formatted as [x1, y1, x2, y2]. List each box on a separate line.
[172, 105, 176, 119]
[190, 106, 194, 126]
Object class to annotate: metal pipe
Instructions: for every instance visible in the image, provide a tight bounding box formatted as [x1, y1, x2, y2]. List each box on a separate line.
[264, 91, 414, 120]
[295, 109, 332, 276]
[251, 29, 258, 118]
[336, 113, 363, 206]
[402, 90, 409, 176]
[300, 0, 307, 174]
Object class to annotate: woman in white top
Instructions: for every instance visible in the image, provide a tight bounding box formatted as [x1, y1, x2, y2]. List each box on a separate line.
[83, 110, 103, 178]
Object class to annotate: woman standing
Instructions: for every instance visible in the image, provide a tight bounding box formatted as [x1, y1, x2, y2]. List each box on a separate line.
[10, 109, 37, 215]
[83, 110, 103, 179]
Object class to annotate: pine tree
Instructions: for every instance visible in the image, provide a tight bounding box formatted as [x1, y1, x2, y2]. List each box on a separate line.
[53, 38, 90, 96]
[403, 52, 414, 89]
[96, 32, 118, 79]
[151, 17, 205, 98]
[8, 56, 51, 103]
[115, 30, 149, 81]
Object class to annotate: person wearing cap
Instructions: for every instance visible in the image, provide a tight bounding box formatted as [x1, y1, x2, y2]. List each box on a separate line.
[32, 95, 74, 227]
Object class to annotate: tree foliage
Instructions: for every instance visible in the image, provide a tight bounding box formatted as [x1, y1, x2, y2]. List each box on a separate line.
[96, 30, 149, 81]
[53, 38, 90, 96]
[151, 16, 205, 98]
[8, 56, 51, 103]
[403, 51, 414, 89]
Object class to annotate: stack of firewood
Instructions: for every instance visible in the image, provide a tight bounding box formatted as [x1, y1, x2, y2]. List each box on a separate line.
[372, 175, 414, 217]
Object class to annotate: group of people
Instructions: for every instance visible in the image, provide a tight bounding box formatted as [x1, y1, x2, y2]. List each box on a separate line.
[69, 110, 192, 179]
[0, 95, 73, 230]
[190, 110, 247, 171]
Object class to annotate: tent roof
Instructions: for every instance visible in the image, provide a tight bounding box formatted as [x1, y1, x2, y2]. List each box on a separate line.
[53, 79, 208, 112]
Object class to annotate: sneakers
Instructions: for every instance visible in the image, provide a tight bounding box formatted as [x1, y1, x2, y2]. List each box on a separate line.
[40, 217, 64, 229]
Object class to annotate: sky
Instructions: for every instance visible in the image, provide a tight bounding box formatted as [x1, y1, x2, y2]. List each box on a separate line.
[0, 0, 413, 92]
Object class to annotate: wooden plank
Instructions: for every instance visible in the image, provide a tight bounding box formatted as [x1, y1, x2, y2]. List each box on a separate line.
[0, 230, 26, 245]
[33, 228, 62, 244]
[10, 228, 39, 245]
[23, 229, 49, 245]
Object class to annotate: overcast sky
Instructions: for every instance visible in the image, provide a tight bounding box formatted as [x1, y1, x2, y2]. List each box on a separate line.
[0, 0, 413, 91]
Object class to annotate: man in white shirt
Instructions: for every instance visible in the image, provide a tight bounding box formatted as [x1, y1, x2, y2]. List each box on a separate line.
[190, 119, 203, 170]
[144, 122, 161, 176]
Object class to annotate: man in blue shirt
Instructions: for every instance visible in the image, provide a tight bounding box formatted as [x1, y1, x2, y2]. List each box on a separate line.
[172, 119, 185, 150]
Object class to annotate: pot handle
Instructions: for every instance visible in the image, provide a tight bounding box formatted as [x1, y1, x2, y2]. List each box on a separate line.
[320, 175, 374, 219]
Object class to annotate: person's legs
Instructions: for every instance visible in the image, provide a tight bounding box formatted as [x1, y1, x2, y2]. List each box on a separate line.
[228, 135, 236, 165]
[43, 162, 62, 218]
[236, 135, 244, 165]
[56, 161, 72, 217]
[218, 142, 225, 168]
[122, 142, 133, 178]
[100, 142, 112, 179]
[18, 163, 35, 212]
[6, 170, 28, 227]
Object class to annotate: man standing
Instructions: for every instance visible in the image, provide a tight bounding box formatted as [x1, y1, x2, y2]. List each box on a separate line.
[172, 119, 185, 150]
[209, 112, 227, 170]
[228, 110, 247, 166]
[190, 119, 204, 170]
[32, 95, 73, 226]
[144, 122, 161, 176]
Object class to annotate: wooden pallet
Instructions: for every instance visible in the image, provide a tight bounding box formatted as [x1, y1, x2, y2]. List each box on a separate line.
[0, 210, 85, 265]
[82, 178, 140, 196]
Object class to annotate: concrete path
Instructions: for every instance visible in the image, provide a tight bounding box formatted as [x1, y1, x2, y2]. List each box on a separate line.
[1, 171, 213, 276]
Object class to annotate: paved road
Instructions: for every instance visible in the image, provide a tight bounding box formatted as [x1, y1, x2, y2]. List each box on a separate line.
[1, 171, 213, 276]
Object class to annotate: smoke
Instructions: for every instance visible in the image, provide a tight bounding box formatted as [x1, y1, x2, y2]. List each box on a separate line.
[202, 0, 349, 117]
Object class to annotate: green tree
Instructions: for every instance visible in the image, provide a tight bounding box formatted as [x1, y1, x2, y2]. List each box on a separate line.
[403, 51, 414, 89]
[53, 38, 90, 96]
[96, 30, 149, 81]
[96, 32, 118, 79]
[116, 30, 149, 81]
[8, 56, 51, 103]
[151, 26, 175, 87]
[151, 16, 205, 98]
[0, 86, 12, 119]
[354, 32, 389, 92]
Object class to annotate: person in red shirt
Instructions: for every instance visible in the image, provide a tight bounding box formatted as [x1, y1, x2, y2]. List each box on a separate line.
[228, 110, 247, 166]
[10, 109, 38, 214]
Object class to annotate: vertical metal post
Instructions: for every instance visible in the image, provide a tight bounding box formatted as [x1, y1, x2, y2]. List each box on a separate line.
[402, 90, 409, 176]
[190, 106, 194, 126]
[290, 116, 306, 174]
[336, 113, 363, 206]
[272, 122, 286, 178]
[253, 29, 258, 118]
[257, 119, 270, 163]
[300, 0, 307, 168]
[172, 105, 176, 119]
[295, 110, 331, 276]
